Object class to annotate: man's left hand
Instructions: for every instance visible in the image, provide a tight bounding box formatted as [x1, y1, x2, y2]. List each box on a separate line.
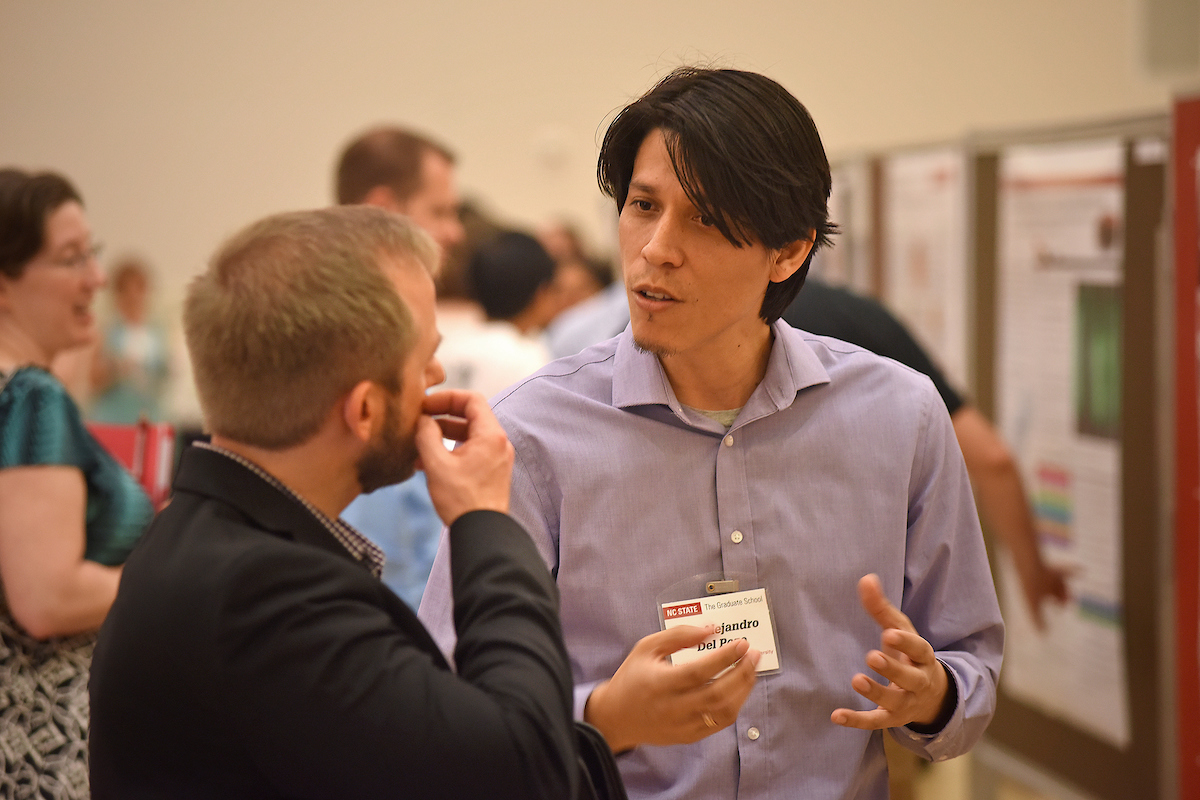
[830, 573, 949, 730]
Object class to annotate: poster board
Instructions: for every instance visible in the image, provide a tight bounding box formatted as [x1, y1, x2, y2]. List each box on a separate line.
[1172, 93, 1200, 800]
[810, 158, 877, 295]
[879, 146, 971, 390]
[973, 116, 1169, 800]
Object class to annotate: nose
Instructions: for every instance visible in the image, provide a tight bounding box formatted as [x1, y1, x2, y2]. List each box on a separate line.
[87, 255, 107, 288]
[441, 217, 466, 250]
[640, 215, 683, 268]
[427, 355, 446, 389]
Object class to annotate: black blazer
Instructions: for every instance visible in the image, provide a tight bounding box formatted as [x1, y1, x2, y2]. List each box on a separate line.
[89, 446, 577, 799]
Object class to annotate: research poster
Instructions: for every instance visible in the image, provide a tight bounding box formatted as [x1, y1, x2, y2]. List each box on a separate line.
[810, 159, 874, 295]
[995, 139, 1129, 747]
[881, 148, 970, 389]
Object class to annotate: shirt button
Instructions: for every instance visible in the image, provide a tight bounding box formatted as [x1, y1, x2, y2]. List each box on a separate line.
[723, 434, 734, 447]
[731, 530, 744, 544]
[747, 727, 760, 740]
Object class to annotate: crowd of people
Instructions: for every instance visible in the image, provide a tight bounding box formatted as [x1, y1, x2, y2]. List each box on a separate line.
[0, 66, 1070, 799]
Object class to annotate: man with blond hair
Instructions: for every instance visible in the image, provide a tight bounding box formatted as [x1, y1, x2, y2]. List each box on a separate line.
[87, 206, 580, 798]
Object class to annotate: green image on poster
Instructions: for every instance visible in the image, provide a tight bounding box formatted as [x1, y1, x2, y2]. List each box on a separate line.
[1074, 283, 1122, 440]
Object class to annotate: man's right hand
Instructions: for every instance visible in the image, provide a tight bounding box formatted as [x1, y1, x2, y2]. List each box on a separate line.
[583, 625, 760, 753]
[416, 390, 514, 524]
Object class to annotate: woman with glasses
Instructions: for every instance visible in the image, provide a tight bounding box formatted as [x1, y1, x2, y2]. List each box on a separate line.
[0, 168, 152, 798]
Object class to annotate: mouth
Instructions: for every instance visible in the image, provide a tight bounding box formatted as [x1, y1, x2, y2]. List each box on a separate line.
[631, 284, 679, 306]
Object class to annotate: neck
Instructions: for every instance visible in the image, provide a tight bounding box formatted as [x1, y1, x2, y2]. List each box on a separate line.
[659, 324, 774, 411]
[209, 434, 361, 520]
[0, 319, 53, 372]
[506, 308, 538, 335]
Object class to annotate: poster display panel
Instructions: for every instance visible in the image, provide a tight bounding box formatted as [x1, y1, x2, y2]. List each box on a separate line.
[881, 148, 970, 389]
[810, 159, 874, 295]
[1173, 94, 1200, 800]
[994, 140, 1129, 748]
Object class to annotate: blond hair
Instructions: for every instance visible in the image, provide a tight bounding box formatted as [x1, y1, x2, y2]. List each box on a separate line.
[184, 206, 437, 449]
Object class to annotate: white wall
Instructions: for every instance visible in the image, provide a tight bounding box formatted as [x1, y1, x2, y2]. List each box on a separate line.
[1, 0, 1194, 308]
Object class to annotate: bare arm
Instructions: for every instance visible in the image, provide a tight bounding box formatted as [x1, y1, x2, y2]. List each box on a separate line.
[0, 465, 122, 639]
[951, 406, 1069, 629]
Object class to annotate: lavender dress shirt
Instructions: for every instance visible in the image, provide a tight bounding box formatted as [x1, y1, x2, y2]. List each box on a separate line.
[420, 321, 1004, 800]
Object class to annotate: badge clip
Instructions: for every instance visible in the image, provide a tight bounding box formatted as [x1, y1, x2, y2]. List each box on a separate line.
[705, 579, 739, 595]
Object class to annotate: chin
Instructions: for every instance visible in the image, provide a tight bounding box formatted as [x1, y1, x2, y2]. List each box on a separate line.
[631, 331, 677, 358]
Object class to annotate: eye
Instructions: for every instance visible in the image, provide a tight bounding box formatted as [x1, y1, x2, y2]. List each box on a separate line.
[626, 198, 653, 213]
[697, 214, 716, 227]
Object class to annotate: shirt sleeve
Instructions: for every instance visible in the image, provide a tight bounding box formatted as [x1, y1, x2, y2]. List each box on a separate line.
[229, 511, 578, 800]
[0, 368, 95, 470]
[887, 387, 1005, 761]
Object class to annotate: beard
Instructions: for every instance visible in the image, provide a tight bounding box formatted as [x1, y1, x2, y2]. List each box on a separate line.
[631, 333, 677, 358]
[355, 394, 419, 494]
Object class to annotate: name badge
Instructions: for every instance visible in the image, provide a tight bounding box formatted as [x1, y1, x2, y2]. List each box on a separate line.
[661, 587, 780, 673]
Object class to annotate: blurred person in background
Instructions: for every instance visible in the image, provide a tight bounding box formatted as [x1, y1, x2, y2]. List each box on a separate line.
[437, 230, 556, 399]
[538, 218, 614, 326]
[0, 168, 152, 798]
[333, 125, 469, 609]
[88, 256, 169, 424]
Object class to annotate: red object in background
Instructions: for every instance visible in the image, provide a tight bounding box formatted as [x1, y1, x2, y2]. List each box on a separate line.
[1173, 94, 1200, 800]
[88, 420, 175, 508]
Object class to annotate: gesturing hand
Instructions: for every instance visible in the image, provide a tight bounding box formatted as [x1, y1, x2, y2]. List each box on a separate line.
[415, 390, 514, 524]
[831, 574, 951, 730]
[585, 625, 760, 753]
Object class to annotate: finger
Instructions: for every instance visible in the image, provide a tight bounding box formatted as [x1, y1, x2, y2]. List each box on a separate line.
[676, 638, 752, 686]
[849, 671, 908, 711]
[863, 649, 928, 695]
[704, 648, 760, 722]
[879, 629, 935, 666]
[421, 389, 477, 418]
[433, 417, 469, 442]
[423, 390, 501, 435]
[414, 415, 450, 466]
[830, 706, 897, 730]
[636, 625, 717, 659]
[857, 574, 915, 634]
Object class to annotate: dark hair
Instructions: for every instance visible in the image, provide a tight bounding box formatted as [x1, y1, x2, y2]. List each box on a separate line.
[597, 67, 836, 323]
[467, 231, 556, 321]
[0, 168, 84, 279]
[335, 126, 455, 206]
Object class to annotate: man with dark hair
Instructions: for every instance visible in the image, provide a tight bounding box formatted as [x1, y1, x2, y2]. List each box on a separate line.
[469, 231, 558, 324]
[88, 207, 581, 798]
[435, 231, 558, 398]
[421, 67, 1004, 799]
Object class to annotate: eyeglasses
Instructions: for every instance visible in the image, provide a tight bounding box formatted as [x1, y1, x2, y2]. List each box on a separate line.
[44, 242, 105, 270]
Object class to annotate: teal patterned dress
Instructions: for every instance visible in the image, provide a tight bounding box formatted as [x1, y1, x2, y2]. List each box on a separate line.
[0, 366, 152, 799]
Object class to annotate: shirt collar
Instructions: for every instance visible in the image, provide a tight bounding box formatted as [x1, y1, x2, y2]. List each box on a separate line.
[611, 320, 830, 427]
[194, 441, 385, 578]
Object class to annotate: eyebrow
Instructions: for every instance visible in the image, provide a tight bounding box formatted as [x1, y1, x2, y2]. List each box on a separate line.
[627, 180, 657, 195]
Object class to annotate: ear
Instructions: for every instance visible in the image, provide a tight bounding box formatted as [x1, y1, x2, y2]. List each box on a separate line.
[769, 230, 816, 284]
[341, 380, 382, 444]
[362, 185, 404, 213]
